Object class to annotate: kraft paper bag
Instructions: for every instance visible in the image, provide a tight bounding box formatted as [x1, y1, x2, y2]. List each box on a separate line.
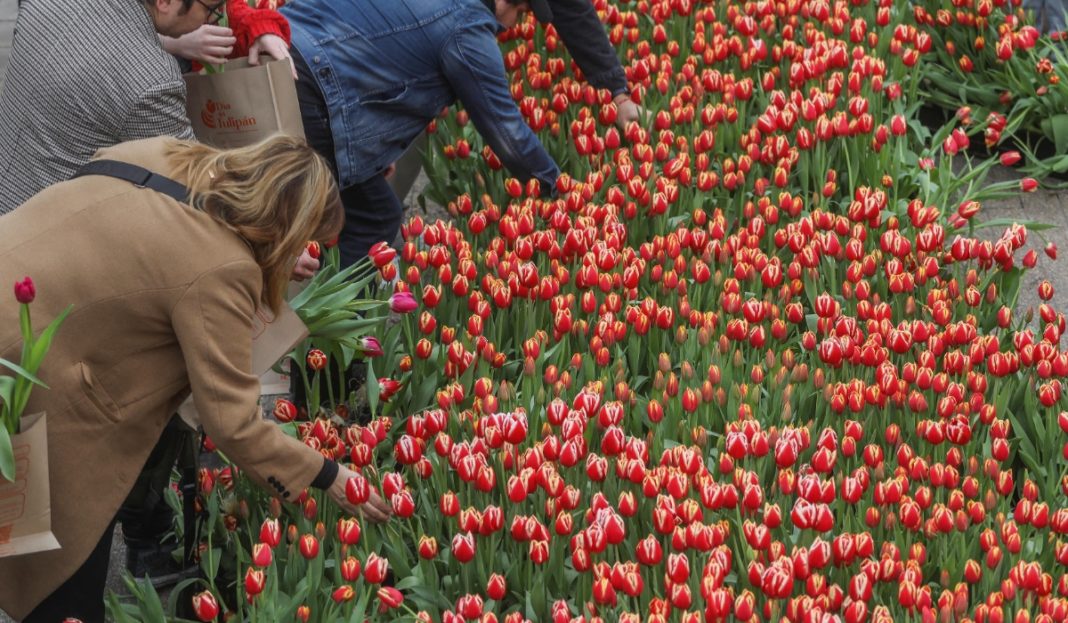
[257, 281, 312, 395]
[184, 58, 305, 148]
[0, 413, 60, 558]
[179, 302, 309, 427]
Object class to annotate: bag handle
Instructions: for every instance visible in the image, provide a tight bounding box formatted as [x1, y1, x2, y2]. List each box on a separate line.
[72, 160, 190, 204]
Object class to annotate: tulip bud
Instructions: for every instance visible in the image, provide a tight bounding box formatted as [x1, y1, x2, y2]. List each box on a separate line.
[250, 542, 272, 568]
[298, 534, 319, 560]
[191, 590, 220, 622]
[332, 586, 355, 603]
[306, 349, 327, 371]
[13, 277, 34, 304]
[244, 567, 266, 598]
[1000, 151, 1021, 166]
[389, 291, 418, 313]
[378, 587, 404, 610]
[487, 573, 507, 600]
[273, 398, 298, 423]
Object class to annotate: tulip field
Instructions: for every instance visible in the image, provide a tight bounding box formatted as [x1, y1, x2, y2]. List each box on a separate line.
[110, 0, 1068, 621]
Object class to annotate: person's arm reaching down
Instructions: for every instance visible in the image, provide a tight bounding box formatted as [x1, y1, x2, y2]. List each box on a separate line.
[441, 21, 560, 196]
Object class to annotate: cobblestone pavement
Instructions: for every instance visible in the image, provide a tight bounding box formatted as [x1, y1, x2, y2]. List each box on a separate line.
[0, 2, 1066, 620]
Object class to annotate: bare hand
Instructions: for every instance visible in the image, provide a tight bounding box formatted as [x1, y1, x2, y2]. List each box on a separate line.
[167, 25, 236, 65]
[291, 249, 320, 281]
[383, 162, 397, 180]
[249, 33, 297, 80]
[613, 94, 646, 132]
[327, 465, 392, 523]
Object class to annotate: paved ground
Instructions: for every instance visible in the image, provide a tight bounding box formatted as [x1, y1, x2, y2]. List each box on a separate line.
[0, 2, 1066, 620]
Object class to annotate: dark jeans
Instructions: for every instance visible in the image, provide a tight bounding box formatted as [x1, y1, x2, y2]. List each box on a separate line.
[293, 50, 404, 267]
[118, 418, 194, 545]
[24, 522, 114, 623]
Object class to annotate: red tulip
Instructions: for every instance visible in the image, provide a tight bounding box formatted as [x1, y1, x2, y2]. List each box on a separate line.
[486, 573, 507, 601]
[273, 398, 297, 423]
[13, 277, 34, 304]
[306, 349, 327, 371]
[357, 336, 384, 358]
[298, 534, 319, 560]
[332, 586, 355, 603]
[378, 587, 404, 610]
[336, 517, 361, 545]
[379, 378, 403, 402]
[345, 474, 370, 504]
[364, 552, 389, 583]
[259, 518, 281, 547]
[1000, 150, 1022, 166]
[244, 567, 266, 598]
[191, 591, 219, 622]
[391, 490, 416, 518]
[456, 594, 484, 620]
[368, 241, 397, 268]
[389, 291, 419, 313]
[418, 535, 438, 559]
[591, 577, 617, 606]
[452, 531, 476, 563]
[340, 556, 362, 581]
[251, 542, 272, 568]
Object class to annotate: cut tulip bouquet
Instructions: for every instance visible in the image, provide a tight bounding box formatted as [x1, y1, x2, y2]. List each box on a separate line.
[113, 0, 1068, 620]
[0, 278, 70, 482]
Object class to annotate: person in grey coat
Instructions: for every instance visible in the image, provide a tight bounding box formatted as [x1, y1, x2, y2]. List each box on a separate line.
[0, 0, 290, 215]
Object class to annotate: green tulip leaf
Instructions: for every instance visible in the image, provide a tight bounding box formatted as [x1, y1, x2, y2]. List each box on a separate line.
[0, 428, 15, 483]
[0, 357, 47, 387]
[1051, 114, 1068, 156]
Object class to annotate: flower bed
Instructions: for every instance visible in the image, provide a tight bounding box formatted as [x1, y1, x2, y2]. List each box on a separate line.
[113, 0, 1068, 621]
[909, 0, 1068, 178]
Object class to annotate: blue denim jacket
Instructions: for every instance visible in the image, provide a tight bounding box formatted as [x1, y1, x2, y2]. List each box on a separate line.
[281, 0, 560, 191]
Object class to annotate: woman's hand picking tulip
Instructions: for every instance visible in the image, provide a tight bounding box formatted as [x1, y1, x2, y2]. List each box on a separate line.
[328, 465, 392, 523]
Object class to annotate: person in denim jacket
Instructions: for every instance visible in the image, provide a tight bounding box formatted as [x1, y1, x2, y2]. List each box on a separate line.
[282, 0, 562, 266]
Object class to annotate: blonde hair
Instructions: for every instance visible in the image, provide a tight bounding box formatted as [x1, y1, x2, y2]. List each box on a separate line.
[165, 135, 343, 312]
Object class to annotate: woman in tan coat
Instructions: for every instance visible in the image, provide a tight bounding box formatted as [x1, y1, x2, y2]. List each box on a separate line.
[0, 135, 390, 622]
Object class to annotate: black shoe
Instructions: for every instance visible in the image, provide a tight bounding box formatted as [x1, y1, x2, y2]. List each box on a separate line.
[125, 538, 195, 589]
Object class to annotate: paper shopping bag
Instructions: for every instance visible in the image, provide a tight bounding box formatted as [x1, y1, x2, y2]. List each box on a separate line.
[184, 58, 304, 148]
[0, 413, 60, 557]
[178, 302, 308, 427]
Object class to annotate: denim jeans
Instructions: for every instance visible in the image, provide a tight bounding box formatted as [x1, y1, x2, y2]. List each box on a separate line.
[24, 521, 115, 622]
[293, 49, 404, 268]
[1024, 0, 1068, 31]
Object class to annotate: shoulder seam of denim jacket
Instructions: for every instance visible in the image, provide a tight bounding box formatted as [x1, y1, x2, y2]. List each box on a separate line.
[446, 25, 529, 168]
[373, 6, 459, 38]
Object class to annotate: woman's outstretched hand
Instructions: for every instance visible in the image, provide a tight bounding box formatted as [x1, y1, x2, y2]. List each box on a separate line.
[327, 465, 392, 523]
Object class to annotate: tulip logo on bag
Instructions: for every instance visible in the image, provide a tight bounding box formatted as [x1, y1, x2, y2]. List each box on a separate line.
[200, 99, 258, 132]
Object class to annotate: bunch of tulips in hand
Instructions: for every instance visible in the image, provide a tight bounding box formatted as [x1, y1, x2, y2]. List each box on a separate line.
[114, 0, 1068, 620]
